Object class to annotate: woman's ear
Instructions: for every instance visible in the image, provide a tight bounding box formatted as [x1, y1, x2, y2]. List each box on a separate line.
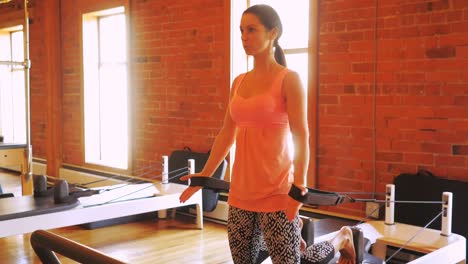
[270, 27, 279, 41]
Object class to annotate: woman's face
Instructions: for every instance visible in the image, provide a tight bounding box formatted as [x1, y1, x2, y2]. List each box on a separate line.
[240, 13, 274, 56]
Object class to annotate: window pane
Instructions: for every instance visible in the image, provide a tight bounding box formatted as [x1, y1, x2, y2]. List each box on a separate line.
[0, 30, 26, 143]
[99, 14, 126, 63]
[250, 0, 309, 49]
[99, 64, 128, 168]
[11, 31, 26, 143]
[12, 70, 26, 143]
[83, 10, 128, 169]
[285, 53, 308, 90]
[11, 31, 24, 70]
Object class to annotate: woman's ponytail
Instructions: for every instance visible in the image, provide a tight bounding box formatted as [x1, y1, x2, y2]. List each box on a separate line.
[274, 40, 286, 67]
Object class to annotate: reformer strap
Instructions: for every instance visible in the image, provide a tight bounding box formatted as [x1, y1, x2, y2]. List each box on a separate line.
[189, 176, 230, 193]
[288, 184, 352, 206]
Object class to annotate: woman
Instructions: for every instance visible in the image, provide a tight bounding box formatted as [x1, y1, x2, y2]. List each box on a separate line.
[180, 4, 355, 264]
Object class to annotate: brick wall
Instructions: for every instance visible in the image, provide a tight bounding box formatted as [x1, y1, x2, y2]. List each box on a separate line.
[1, 0, 228, 174]
[319, 0, 468, 216]
[61, 0, 228, 169]
[2, 0, 466, 218]
[130, 0, 228, 171]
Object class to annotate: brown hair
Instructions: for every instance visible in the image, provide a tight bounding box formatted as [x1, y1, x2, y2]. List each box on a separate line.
[243, 4, 286, 66]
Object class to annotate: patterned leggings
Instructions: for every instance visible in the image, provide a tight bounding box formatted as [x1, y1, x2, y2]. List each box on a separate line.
[227, 206, 334, 264]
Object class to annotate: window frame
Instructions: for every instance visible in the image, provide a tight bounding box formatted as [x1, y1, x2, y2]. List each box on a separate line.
[0, 26, 26, 144]
[82, 7, 130, 171]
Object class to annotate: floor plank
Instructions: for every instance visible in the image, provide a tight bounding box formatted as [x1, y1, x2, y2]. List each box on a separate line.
[0, 217, 233, 264]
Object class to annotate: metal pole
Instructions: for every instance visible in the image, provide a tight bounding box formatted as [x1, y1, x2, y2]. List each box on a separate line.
[0, 60, 25, 66]
[23, 0, 33, 184]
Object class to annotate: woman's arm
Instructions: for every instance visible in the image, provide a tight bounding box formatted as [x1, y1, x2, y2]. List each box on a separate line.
[199, 103, 238, 176]
[195, 76, 240, 177]
[179, 77, 240, 203]
[283, 71, 309, 188]
[283, 71, 309, 221]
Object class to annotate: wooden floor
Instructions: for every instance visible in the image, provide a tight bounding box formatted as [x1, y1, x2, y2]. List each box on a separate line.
[0, 170, 234, 264]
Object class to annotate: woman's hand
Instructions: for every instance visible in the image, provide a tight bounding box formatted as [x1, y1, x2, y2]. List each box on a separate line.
[298, 218, 307, 252]
[300, 237, 307, 252]
[285, 184, 307, 221]
[179, 173, 203, 203]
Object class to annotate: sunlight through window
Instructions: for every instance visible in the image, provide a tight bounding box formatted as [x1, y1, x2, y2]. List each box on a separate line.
[83, 7, 128, 169]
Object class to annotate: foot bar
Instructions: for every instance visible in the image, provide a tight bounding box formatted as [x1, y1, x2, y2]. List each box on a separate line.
[30, 229, 126, 264]
[191, 180, 353, 206]
[189, 176, 230, 193]
[288, 184, 349, 206]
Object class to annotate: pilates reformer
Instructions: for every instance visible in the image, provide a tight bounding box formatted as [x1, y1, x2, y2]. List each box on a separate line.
[188, 176, 467, 264]
[2, 156, 464, 263]
[0, 156, 205, 238]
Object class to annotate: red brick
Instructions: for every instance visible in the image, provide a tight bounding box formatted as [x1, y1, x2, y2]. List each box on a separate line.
[403, 130, 437, 141]
[447, 10, 463, 22]
[446, 168, 468, 180]
[431, 13, 447, 23]
[451, 21, 468, 33]
[391, 140, 423, 152]
[426, 46, 456, 58]
[415, 13, 431, 25]
[404, 153, 434, 164]
[421, 143, 452, 154]
[454, 96, 468, 106]
[452, 145, 468, 156]
[436, 131, 468, 143]
[352, 62, 374, 72]
[457, 46, 468, 58]
[349, 40, 374, 52]
[320, 62, 351, 74]
[435, 155, 466, 167]
[319, 95, 339, 104]
[387, 163, 418, 175]
[440, 33, 468, 46]
[377, 152, 403, 162]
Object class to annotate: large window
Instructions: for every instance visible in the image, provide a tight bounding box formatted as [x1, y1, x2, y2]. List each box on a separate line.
[83, 7, 128, 169]
[231, 1, 310, 157]
[0, 27, 26, 144]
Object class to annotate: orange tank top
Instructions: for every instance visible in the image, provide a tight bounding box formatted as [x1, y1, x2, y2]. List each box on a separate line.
[228, 68, 292, 212]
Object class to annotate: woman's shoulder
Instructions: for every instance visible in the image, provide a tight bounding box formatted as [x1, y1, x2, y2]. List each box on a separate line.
[231, 72, 248, 88]
[280, 68, 303, 96]
[282, 67, 298, 76]
[283, 68, 300, 83]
